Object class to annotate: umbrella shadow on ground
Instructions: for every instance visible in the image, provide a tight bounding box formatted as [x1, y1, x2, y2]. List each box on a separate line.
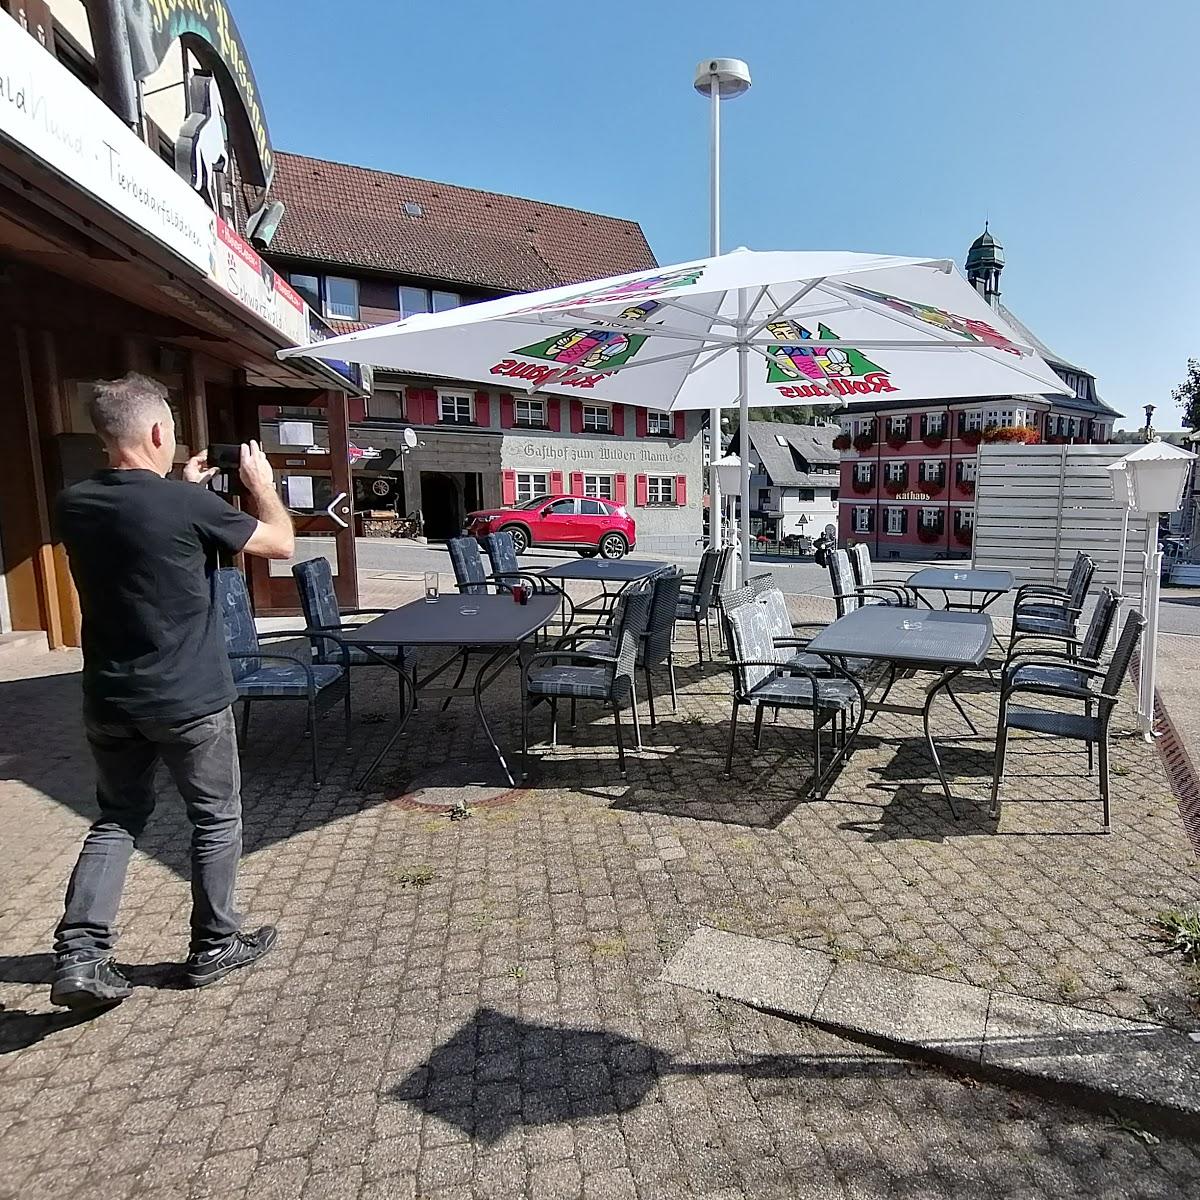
[388, 1007, 921, 1145]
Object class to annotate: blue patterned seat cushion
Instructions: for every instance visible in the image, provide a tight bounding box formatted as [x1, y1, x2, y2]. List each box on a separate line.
[526, 665, 614, 699]
[747, 673, 859, 710]
[1013, 611, 1073, 636]
[676, 596, 702, 618]
[235, 663, 344, 697]
[1005, 706, 1100, 742]
[1007, 663, 1088, 691]
[576, 638, 616, 658]
[314, 642, 410, 668]
[1017, 600, 1072, 620]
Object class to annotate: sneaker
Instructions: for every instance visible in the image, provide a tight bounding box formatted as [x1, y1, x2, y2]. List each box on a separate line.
[50, 953, 132, 1010]
[185, 926, 278, 989]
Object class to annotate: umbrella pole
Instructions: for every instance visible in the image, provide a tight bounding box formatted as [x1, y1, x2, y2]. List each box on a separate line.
[737, 287, 751, 585]
[707, 78, 722, 555]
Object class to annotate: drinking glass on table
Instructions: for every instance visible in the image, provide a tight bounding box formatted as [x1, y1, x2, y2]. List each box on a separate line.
[424, 571, 439, 602]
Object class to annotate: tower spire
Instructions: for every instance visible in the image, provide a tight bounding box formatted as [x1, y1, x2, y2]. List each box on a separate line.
[965, 222, 1004, 309]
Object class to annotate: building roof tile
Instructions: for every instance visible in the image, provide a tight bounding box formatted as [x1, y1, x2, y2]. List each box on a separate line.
[745, 421, 842, 488]
[267, 152, 657, 292]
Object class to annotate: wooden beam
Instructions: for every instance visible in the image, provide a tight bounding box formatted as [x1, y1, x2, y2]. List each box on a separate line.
[325, 389, 359, 609]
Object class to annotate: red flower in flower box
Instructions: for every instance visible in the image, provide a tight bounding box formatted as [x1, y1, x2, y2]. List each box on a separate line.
[956, 480, 976, 497]
[886, 432, 908, 449]
[955, 527, 973, 546]
[922, 433, 945, 449]
[918, 526, 942, 544]
[852, 433, 875, 452]
[917, 479, 944, 497]
[851, 477, 874, 494]
[884, 479, 907, 496]
[959, 429, 983, 447]
[832, 433, 852, 451]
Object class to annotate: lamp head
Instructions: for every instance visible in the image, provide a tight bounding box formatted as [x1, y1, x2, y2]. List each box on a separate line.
[693, 58, 752, 99]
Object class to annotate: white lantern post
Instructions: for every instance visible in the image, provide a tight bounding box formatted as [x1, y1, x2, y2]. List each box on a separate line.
[1108, 440, 1197, 739]
[713, 453, 743, 577]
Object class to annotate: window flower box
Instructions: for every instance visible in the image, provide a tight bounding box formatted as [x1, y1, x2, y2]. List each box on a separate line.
[918, 526, 943, 544]
[917, 479, 945, 497]
[884, 478, 907, 496]
[955, 527, 973, 547]
[886, 431, 909, 449]
[851, 476, 875, 494]
[956, 480, 976, 497]
[833, 433, 852, 451]
[959, 428, 983, 447]
[922, 432, 946, 449]
[852, 433, 875, 452]
[982, 424, 1042, 445]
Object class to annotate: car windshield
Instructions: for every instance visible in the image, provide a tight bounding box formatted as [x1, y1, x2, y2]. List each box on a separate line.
[515, 495, 551, 509]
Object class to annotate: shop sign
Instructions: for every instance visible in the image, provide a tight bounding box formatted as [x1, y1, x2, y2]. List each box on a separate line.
[213, 217, 307, 344]
[120, 0, 274, 188]
[0, 13, 216, 274]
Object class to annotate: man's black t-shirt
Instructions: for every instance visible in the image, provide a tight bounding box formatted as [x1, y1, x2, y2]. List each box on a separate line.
[56, 470, 259, 724]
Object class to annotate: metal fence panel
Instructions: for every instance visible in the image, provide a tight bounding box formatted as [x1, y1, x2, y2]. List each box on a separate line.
[972, 444, 1149, 585]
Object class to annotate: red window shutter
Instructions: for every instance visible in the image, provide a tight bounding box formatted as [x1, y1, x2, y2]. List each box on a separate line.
[635, 408, 647, 437]
[474, 391, 491, 427]
[499, 393, 514, 428]
[675, 474, 687, 506]
[635, 474, 648, 506]
[501, 470, 517, 506]
[408, 387, 436, 424]
[347, 398, 366, 423]
[569, 471, 584, 494]
[547, 397, 561, 432]
[612, 404, 625, 436]
[673, 411, 685, 440]
[550, 470, 565, 496]
[614, 474, 627, 506]
[570, 401, 584, 434]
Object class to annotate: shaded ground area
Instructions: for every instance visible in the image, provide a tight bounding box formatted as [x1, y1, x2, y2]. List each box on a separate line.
[2, 581, 1200, 1198]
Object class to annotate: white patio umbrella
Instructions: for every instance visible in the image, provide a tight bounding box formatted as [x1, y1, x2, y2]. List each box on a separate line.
[281, 248, 1072, 580]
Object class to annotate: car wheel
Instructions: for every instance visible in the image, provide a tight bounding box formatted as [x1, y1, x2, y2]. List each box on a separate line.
[501, 524, 530, 555]
[577, 548, 598, 558]
[599, 533, 627, 560]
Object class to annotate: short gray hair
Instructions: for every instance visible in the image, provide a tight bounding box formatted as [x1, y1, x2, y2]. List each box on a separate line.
[88, 373, 172, 445]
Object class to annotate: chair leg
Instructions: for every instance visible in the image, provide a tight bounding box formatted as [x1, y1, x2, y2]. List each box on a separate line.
[309, 697, 321, 784]
[612, 699, 627, 777]
[695, 617, 704, 665]
[753, 705, 765, 750]
[725, 702, 740, 777]
[343, 677, 352, 745]
[550, 699, 559, 748]
[240, 699, 252, 744]
[520, 693, 530, 781]
[705, 615, 714, 660]
[1098, 729, 1111, 831]
[645, 665, 657, 727]
[1085, 699, 1094, 772]
[570, 698, 577, 731]
[668, 652, 678, 713]
[630, 678, 643, 752]
[989, 723, 1009, 818]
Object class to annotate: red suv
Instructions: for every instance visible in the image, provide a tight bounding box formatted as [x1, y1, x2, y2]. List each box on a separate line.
[466, 494, 636, 559]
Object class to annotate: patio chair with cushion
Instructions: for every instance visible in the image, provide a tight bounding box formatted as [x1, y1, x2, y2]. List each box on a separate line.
[217, 567, 348, 784]
[676, 547, 723, 663]
[848, 543, 918, 607]
[990, 607, 1145, 830]
[723, 598, 865, 791]
[1007, 552, 1096, 649]
[293, 557, 412, 717]
[479, 531, 573, 618]
[447, 536, 491, 595]
[521, 581, 652, 778]
[827, 549, 906, 618]
[1004, 585, 1121, 675]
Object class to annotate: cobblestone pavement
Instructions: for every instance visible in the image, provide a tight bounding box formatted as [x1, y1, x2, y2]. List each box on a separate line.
[3, 582, 1200, 1199]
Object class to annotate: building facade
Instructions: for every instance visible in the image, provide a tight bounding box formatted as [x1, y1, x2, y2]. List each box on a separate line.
[259, 155, 705, 556]
[743, 422, 840, 541]
[836, 227, 1120, 559]
[0, 2, 364, 639]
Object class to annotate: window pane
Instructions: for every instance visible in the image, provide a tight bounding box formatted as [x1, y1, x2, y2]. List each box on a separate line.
[516, 473, 549, 502]
[400, 286, 431, 318]
[579, 499, 603, 515]
[432, 290, 460, 312]
[325, 276, 359, 320]
[289, 274, 321, 311]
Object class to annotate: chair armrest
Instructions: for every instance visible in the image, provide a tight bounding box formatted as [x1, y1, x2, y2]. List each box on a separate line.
[773, 637, 813, 649]
[1015, 583, 1069, 600]
[1004, 648, 1088, 671]
[228, 649, 321, 695]
[865, 582, 918, 604]
[341, 607, 393, 618]
[524, 648, 618, 678]
[553, 627, 613, 648]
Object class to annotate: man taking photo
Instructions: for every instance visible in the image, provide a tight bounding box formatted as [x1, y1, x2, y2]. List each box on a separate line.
[50, 373, 295, 1010]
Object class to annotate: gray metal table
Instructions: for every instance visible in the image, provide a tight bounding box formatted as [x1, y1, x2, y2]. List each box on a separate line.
[540, 558, 666, 628]
[344, 594, 558, 789]
[906, 567, 1015, 612]
[806, 607, 993, 817]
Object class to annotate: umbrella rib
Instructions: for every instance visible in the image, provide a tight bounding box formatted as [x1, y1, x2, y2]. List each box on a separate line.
[651, 296, 733, 325]
[591, 343, 710, 377]
[748, 278, 829, 339]
[684, 343, 735, 377]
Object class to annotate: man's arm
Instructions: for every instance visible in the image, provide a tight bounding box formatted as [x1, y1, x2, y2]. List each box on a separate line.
[238, 441, 295, 561]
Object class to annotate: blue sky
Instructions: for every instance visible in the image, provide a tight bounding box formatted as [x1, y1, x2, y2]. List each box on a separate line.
[232, 0, 1198, 429]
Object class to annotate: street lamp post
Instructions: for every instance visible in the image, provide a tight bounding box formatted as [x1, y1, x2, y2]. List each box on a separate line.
[693, 57, 751, 557]
[1142, 403, 1156, 443]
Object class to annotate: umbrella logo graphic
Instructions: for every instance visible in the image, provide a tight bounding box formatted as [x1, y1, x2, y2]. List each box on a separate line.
[840, 284, 1021, 354]
[512, 265, 704, 315]
[512, 300, 662, 373]
[765, 320, 888, 388]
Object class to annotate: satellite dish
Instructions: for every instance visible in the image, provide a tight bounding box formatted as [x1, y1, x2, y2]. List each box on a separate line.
[402, 427, 418, 449]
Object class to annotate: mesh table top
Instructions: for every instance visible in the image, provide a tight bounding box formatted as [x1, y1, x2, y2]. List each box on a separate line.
[907, 567, 1015, 593]
[342, 594, 558, 646]
[539, 558, 668, 582]
[806, 606, 993, 668]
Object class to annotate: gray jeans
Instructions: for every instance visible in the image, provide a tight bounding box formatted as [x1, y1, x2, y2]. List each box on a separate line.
[55, 706, 243, 957]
